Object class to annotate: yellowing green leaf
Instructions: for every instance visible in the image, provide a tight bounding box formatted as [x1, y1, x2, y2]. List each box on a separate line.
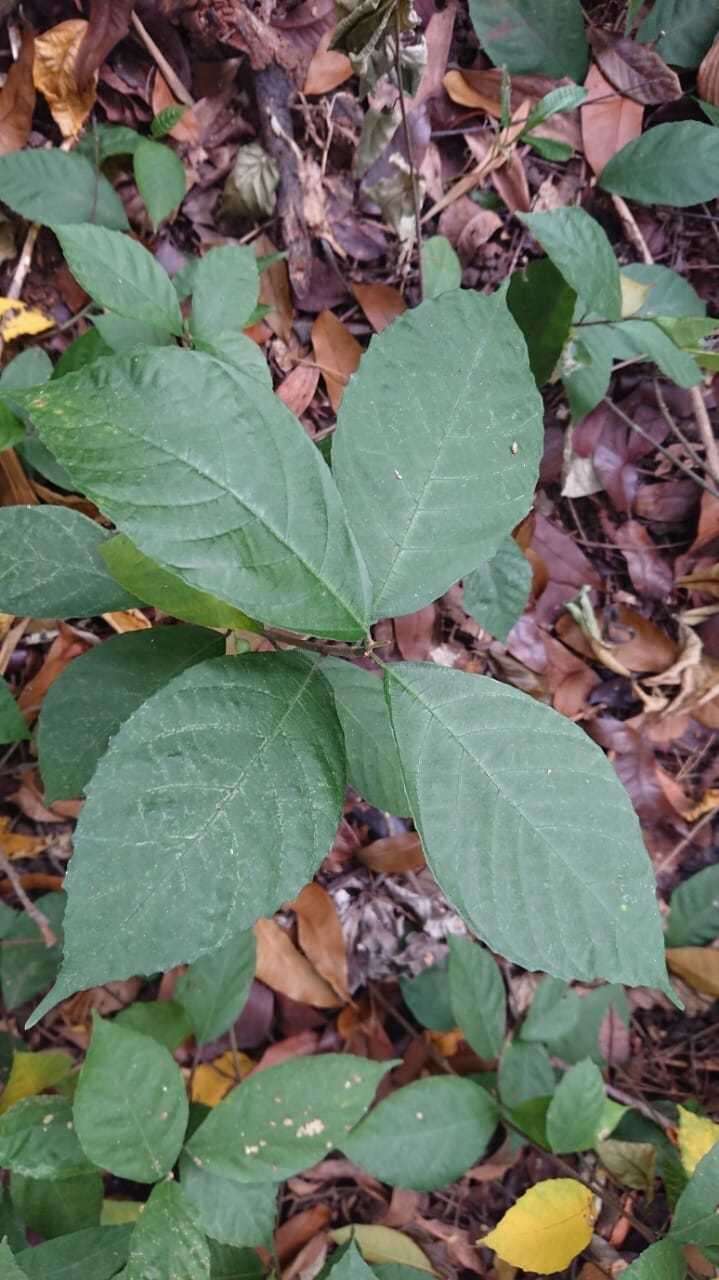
[0, 1050, 73, 1114]
[0, 296, 53, 340]
[666, 947, 719, 997]
[620, 274, 651, 318]
[331, 1226, 436, 1275]
[479, 1179, 595, 1274]
[677, 1106, 719, 1176]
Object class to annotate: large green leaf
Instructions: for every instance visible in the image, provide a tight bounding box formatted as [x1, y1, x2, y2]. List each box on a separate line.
[421, 236, 461, 299]
[506, 257, 576, 386]
[447, 936, 506, 1059]
[29, 653, 346, 1024]
[38, 624, 224, 803]
[520, 209, 621, 321]
[621, 1240, 687, 1280]
[0, 1241, 25, 1279]
[190, 246, 259, 344]
[670, 1142, 719, 1249]
[342, 1077, 498, 1190]
[333, 289, 542, 620]
[463, 538, 532, 643]
[0, 1096, 93, 1180]
[384, 662, 670, 990]
[468, 0, 588, 80]
[622, 264, 706, 318]
[208, 1241, 264, 1280]
[519, 977, 581, 1045]
[497, 1041, 555, 1110]
[92, 312, 174, 354]
[186, 1054, 393, 1183]
[637, 0, 719, 67]
[0, 507, 138, 619]
[74, 1015, 188, 1182]
[53, 225, 183, 336]
[100, 535, 259, 631]
[15, 1227, 133, 1280]
[546, 1059, 605, 1153]
[15, 349, 370, 640]
[11, 1169, 103, 1239]
[133, 138, 186, 229]
[400, 960, 454, 1032]
[125, 1182, 209, 1280]
[600, 123, 719, 206]
[0, 150, 128, 229]
[179, 1156, 277, 1248]
[115, 1000, 192, 1051]
[1, 893, 65, 1011]
[320, 658, 408, 814]
[176, 931, 256, 1045]
[666, 865, 719, 948]
[0, 677, 29, 745]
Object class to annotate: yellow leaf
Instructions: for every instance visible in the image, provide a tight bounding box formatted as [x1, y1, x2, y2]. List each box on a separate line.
[0, 1049, 73, 1114]
[330, 1226, 437, 1275]
[479, 1179, 596, 1275]
[620, 273, 651, 318]
[678, 1106, 719, 1175]
[666, 947, 719, 998]
[0, 815, 48, 861]
[191, 1050, 254, 1107]
[101, 1199, 143, 1225]
[33, 19, 96, 139]
[0, 296, 53, 341]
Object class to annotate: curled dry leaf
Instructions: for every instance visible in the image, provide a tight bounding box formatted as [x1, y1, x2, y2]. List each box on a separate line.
[33, 19, 97, 139]
[293, 882, 350, 1003]
[666, 947, 719, 998]
[0, 28, 36, 156]
[356, 833, 426, 874]
[581, 64, 644, 178]
[304, 33, 352, 95]
[589, 30, 682, 104]
[254, 917, 340, 1007]
[276, 364, 320, 418]
[699, 38, 719, 107]
[352, 281, 406, 333]
[74, 0, 135, 92]
[311, 309, 361, 412]
[18, 625, 88, 723]
[276, 1204, 331, 1265]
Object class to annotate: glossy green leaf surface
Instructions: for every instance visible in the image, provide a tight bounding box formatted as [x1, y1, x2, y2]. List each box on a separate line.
[666, 865, 719, 948]
[190, 245, 259, 343]
[498, 1041, 555, 1110]
[670, 1142, 719, 1248]
[621, 1239, 687, 1279]
[15, 1227, 133, 1280]
[421, 236, 461, 298]
[333, 290, 542, 620]
[29, 654, 345, 1022]
[1, 893, 65, 1011]
[506, 257, 576, 386]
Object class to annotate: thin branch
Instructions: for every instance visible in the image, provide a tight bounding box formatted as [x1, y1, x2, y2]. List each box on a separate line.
[0, 850, 57, 946]
[653, 380, 707, 476]
[688, 383, 719, 488]
[394, 5, 424, 299]
[602, 398, 719, 500]
[131, 11, 194, 106]
[611, 194, 652, 264]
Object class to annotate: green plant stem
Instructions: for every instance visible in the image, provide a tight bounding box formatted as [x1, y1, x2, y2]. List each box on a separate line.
[394, 5, 424, 300]
[261, 626, 366, 660]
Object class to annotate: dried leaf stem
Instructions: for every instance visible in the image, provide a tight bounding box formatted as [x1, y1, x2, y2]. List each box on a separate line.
[0, 848, 57, 946]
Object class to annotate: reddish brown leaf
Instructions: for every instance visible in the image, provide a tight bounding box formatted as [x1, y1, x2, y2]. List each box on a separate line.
[275, 364, 320, 417]
[276, 1206, 331, 1265]
[601, 605, 678, 674]
[252, 1030, 321, 1073]
[311, 310, 361, 412]
[357, 833, 425, 874]
[614, 520, 674, 600]
[256, 233, 294, 344]
[75, 0, 135, 91]
[438, 197, 502, 261]
[304, 34, 352, 95]
[293, 883, 350, 1004]
[589, 30, 682, 104]
[352, 282, 406, 333]
[581, 64, 644, 176]
[414, 1, 456, 106]
[0, 450, 38, 506]
[254, 918, 340, 1008]
[18, 626, 88, 724]
[394, 605, 439, 660]
[0, 29, 36, 156]
[10, 773, 67, 824]
[635, 479, 697, 524]
[698, 37, 719, 107]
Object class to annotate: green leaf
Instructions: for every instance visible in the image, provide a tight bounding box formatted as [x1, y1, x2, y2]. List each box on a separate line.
[30, 653, 346, 1022]
[622, 1240, 687, 1280]
[546, 1059, 605, 1153]
[383, 661, 670, 989]
[498, 1041, 555, 1109]
[320, 658, 408, 815]
[600, 123, 719, 206]
[151, 105, 187, 138]
[0, 1096, 93, 1180]
[666, 865, 719, 948]
[76, 124, 141, 162]
[670, 1141, 719, 1249]
[614, 319, 702, 387]
[524, 84, 587, 131]
[0, 405, 24, 451]
[562, 328, 613, 421]
[342, 1077, 498, 1190]
[179, 1156, 276, 1248]
[699, 97, 719, 125]
[654, 316, 719, 347]
[15, 1227, 132, 1280]
[74, 1014, 188, 1182]
[325, 1241, 376, 1279]
[334, 289, 542, 620]
[52, 225, 183, 336]
[17, 349, 371, 640]
[0, 1183, 26, 1252]
[596, 1140, 657, 1193]
[506, 1096, 551, 1147]
[92, 312, 174, 353]
[1, 893, 65, 1011]
[208, 1241, 264, 1280]
[447, 936, 506, 1059]
[637, 0, 719, 67]
[463, 537, 532, 642]
[2, 348, 53, 390]
[193, 333, 271, 386]
[100, 535, 259, 632]
[420, 236, 461, 299]
[519, 977, 582, 1044]
[125, 1182, 209, 1280]
[11, 1169, 103, 1238]
[0, 677, 28, 745]
[0, 150, 128, 229]
[520, 208, 621, 321]
[175, 931, 256, 1045]
[133, 139, 186, 228]
[524, 134, 574, 162]
[621, 263, 706, 319]
[545, 985, 629, 1066]
[468, 0, 588, 79]
[506, 257, 577, 385]
[186, 1054, 393, 1183]
[0, 507, 138, 619]
[114, 1000, 193, 1052]
[400, 961, 454, 1032]
[53, 327, 113, 378]
[0, 1241, 26, 1279]
[190, 246, 259, 344]
[38, 624, 224, 803]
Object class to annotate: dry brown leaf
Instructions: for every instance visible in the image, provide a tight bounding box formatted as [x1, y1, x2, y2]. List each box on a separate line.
[699, 38, 719, 106]
[253, 1030, 321, 1073]
[0, 815, 48, 861]
[602, 606, 678, 675]
[311, 310, 361, 412]
[581, 63, 644, 176]
[293, 882, 349, 1003]
[683, 1245, 719, 1278]
[151, 73, 201, 145]
[254, 917, 340, 1007]
[352, 282, 406, 333]
[256, 232, 294, 344]
[615, 520, 673, 601]
[655, 766, 694, 820]
[666, 947, 719, 998]
[304, 33, 352, 95]
[33, 20, 97, 139]
[101, 609, 151, 633]
[589, 30, 682, 104]
[0, 451, 39, 506]
[282, 1233, 328, 1280]
[276, 1205, 331, 1265]
[74, 0, 135, 91]
[0, 28, 36, 156]
[684, 789, 719, 821]
[276, 364, 320, 417]
[18, 625, 88, 723]
[438, 197, 502, 261]
[191, 1050, 254, 1106]
[0, 871, 63, 897]
[357, 833, 425, 874]
[679, 564, 719, 599]
[10, 773, 67, 824]
[443, 68, 581, 147]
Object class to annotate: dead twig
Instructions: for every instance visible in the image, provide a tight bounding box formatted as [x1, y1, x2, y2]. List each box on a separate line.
[394, 7, 423, 299]
[131, 11, 194, 107]
[0, 849, 57, 946]
[611, 194, 652, 264]
[602, 397, 719, 501]
[688, 383, 719, 488]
